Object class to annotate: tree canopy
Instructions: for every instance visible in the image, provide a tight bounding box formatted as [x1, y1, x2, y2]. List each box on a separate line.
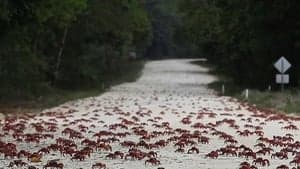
[178, 0, 300, 89]
[0, 0, 152, 98]
[2, 0, 300, 100]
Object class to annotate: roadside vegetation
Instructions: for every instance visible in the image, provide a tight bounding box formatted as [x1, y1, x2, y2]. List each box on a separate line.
[178, 1, 300, 89]
[0, 0, 193, 112]
[192, 60, 300, 114]
[0, 59, 145, 113]
[3, 1, 299, 114]
[212, 81, 300, 114]
[0, 1, 152, 112]
[0, 0, 191, 112]
[180, 1, 300, 114]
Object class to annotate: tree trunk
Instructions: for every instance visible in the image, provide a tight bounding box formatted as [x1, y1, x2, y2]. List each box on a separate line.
[53, 26, 69, 85]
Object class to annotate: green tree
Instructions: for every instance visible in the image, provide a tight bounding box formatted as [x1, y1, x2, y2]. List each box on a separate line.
[179, 0, 300, 89]
[0, 0, 152, 99]
[57, 0, 152, 88]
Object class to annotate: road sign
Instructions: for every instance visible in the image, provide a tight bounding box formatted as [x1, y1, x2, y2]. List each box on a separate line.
[276, 74, 289, 84]
[274, 56, 291, 73]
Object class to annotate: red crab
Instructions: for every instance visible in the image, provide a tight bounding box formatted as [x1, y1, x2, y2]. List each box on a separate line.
[276, 165, 289, 169]
[43, 160, 63, 169]
[8, 160, 27, 168]
[145, 158, 161, 165]
[175, 148, 185, 153]
[92, 162, 106, 169]
[252, 158, 270, 166]
[188, 147, 199, 154]
[205, 151, 219, 159]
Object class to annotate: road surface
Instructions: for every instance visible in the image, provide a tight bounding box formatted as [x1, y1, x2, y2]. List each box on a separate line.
[0, 59, 299, 169]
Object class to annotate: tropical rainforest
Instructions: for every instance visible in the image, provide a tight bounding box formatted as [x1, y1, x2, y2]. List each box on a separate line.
[178, 0, 300, 89]
[1, 0, 300, 101]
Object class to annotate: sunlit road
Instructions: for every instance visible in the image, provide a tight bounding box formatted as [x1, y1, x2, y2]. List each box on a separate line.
[1, 59, 300, 169]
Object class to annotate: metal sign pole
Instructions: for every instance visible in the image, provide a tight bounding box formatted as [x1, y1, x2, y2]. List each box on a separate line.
[281, 61, 284, 92]
[281, 75, 284, 92]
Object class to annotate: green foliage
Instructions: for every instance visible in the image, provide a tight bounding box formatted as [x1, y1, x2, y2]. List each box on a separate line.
[0, 0, 152, 99]
[145, 0, 188, 58]
[57, 0, 152, 88]
[33, 0, 87, 26]
[179, 0, 300, 89]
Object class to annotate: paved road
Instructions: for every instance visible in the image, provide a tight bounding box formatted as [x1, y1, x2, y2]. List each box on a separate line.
[0, 59, 299, 169]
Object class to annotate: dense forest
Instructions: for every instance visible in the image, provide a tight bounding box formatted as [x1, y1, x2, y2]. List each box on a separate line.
[144, 0, 194, 58]
[1, 0, 300, 102]
[0, 0, 152, 100]
[178, 0, 300, 89]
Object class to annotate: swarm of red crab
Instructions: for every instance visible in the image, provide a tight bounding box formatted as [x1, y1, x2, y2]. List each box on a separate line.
[0, 96, 299, 169]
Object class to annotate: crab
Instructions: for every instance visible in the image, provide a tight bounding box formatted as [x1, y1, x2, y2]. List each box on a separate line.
[187, 147, 199, 154]
[28, 153, 42, 163]
[43, 160, 63, 169]
[276, 165, 289, 169]
[205, 151, 218, 159]
[252, 158, 270, 166]
[145, 158, 161, 165]
[175, 148, 185, 153]
[92, 162, 106, 169]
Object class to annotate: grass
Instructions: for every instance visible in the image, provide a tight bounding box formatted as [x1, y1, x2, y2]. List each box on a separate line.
[0, 59, 145, 114]
[191, 60, 300, 114]
[237, 90, 300, 114]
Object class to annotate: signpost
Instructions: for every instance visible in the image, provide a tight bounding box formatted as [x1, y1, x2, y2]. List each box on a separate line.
[274, 56, 291, 91]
